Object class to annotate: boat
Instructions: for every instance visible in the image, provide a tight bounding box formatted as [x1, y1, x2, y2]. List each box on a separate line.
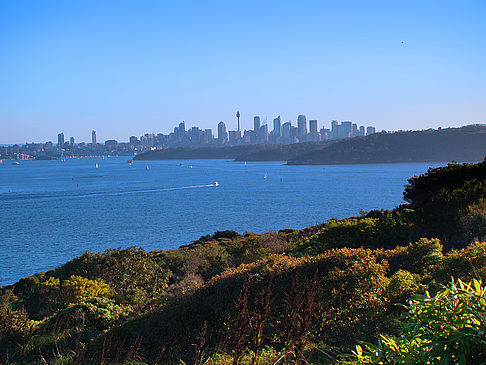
[127, 159, 133, 164]
[95, 163, 98, 168]
[264, 174, 267, 179]
[146, 165, 149, 170]
[13, 162, 20, 165]
[213, 181, 219, 186]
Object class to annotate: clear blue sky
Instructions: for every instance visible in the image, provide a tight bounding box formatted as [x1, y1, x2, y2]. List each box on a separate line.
[1, 0, 485, 144]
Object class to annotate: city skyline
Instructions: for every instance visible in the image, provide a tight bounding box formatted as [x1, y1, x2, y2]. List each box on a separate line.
[0, 111, 378, 146]
[1, 1, 485, 143]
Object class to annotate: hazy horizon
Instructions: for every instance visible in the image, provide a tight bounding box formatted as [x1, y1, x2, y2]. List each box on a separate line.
[1, 0, 485, 144]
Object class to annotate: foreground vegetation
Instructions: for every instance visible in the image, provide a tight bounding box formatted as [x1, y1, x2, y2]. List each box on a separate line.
[1, 159, 485, 364]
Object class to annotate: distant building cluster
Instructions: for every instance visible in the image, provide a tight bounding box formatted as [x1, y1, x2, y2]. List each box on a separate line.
[129, 113, 376, 151]
[0, 113, 376, 159]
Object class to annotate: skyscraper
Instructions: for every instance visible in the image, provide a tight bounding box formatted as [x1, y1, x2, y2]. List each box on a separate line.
[218, 121, 227, 142]
[253, 116, 260, 133]
[359, 126, 365, 136]
[69, 136, 75, 145]
[236, 111, 240, 132]
[331, 120, 338, 139]
[341, 121, 352, 138]
[309, 119, 318, 140]
[260, 124, 268, 143]
[179, 121, 186, 134]
[91, 130, 97, 145]
[297, 115, 307, 140]
[282, 122, 291, 142]
[273, 115, 281, 137]
[57, 132, 64, 146]
[366, 126, 376, 136]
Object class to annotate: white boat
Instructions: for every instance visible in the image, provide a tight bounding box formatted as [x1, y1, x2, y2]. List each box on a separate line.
[264, 174, 267, 179]
[146, 165, 149, 170]
[13, 162, 20, 165]
[95, 163, 98, 168]
[213, 181, 219, 186]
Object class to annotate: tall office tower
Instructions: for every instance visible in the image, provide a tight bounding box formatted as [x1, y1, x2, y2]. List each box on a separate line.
[260, 124, 268, 142]
[297, 115, 307, 139]
[58, 132, 64, 146]
[282, 122, 291, 141]
[218, 121, 227, 141]
[91, 130, 97, 145]
[366, 126, 376, 136]
[331, 120, 338, 139]
[179, 121, 186, 135]
[273, 115, 281, 137]
[309, 119, 318, 139]
[359, 126, 365, 136]
[342, 121, 353, 138]
[236, 111, 240, 131]
[352, 123, 358, 137]
[69, 137, 75, 145]
[253, 116, 261, 133]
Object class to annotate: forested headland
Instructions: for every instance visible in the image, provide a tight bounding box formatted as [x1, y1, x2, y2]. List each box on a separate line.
[133, 125, 486, 165]
[1, 159, 486, 364]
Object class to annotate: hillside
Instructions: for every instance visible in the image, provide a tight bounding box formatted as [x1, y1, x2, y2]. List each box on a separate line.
[133, 141, 330, 161]
[288, 125, 486, 165]
[1, 159, 485, 364]
[133, 125, 486, 164]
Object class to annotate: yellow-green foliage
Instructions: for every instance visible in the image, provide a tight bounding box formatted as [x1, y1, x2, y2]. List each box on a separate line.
[384, 269, 425, 304]
[296, 211, 416, 255]
[41, 276, 60, 288]
[299, 218, 379, 254]
[0, 290, 32, 342]
[352, 279, 486, 364]
[40, 275, 112, 304]
[376, 238, 443, 275]
[62, 275, 112, 300]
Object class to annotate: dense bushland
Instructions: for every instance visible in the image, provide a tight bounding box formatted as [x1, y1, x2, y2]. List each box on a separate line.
[1, 159, 485, 364]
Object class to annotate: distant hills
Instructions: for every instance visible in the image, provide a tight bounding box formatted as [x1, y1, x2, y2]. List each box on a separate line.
[133, 141, 333, 161]
[134, 125, 486, 164]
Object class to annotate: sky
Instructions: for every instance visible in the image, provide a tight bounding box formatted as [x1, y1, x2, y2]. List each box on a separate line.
[1, 0, 485, 144]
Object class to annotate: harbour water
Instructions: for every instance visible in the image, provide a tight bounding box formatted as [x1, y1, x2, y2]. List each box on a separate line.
[0, 157, 442, 285]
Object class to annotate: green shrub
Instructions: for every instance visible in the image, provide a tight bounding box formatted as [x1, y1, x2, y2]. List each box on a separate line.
[51, 247, 170, 304]
[351, 278, 486, 364]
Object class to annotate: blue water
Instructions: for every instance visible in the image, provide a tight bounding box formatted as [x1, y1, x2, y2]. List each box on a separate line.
[0, 158, 442, 285]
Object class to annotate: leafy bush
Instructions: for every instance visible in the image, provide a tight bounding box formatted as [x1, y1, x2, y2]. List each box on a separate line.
[432, 241, 486, 284]
[0, 290, 31, 343]
[296, 210, 415, 255]
[404, 161, 486, 248]
[384, 270, 424, 305]
[51, 247, 170, 304]
[351, 279, 486, 364]
[377, 238, 443, 276]
[62, 275, 112, 301]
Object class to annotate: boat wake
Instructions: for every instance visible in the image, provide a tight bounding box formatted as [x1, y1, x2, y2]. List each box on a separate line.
[0, 183, 220, 202]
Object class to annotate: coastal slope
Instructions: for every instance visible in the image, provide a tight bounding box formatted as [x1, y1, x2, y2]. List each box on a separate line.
[287, 125, 486, 165]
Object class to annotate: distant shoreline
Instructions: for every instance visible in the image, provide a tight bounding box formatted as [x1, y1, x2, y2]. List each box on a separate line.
[134, 125, 486, 165]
